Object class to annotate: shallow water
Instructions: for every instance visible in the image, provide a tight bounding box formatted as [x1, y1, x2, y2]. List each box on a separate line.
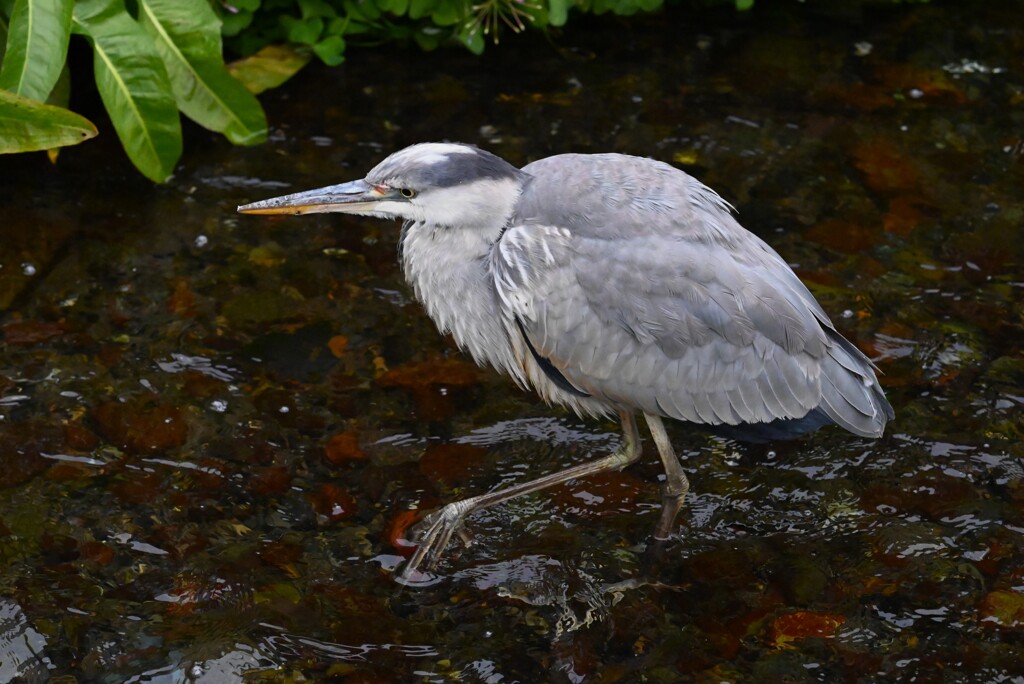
[1, 1, 1023, 681]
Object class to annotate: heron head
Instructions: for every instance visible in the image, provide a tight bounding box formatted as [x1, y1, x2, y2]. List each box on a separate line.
[238, 143, 526, 231]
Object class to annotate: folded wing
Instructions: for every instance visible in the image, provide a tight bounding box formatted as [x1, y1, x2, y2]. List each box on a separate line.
[491, 155, 891, 438]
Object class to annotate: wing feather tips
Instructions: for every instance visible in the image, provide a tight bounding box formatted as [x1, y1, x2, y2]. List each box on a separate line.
[818, 380, 890, 438]
[818, 326, 895, 437]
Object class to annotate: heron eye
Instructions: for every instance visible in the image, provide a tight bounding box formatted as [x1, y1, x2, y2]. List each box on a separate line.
[400, 188, 416, 199]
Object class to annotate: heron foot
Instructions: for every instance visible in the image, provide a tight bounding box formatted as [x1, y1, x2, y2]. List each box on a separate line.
[396, 414, 644, 583]
[400, 497, 478, 580]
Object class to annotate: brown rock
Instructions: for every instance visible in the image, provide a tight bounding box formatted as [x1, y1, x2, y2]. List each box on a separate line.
[93, 397, 188, 454]
[324, 431, 367, 465]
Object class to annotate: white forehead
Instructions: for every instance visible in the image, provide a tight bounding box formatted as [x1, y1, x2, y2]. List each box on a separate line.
[388, 143, 476, 166]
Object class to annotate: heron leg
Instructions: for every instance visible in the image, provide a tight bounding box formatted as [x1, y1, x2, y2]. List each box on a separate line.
[401, 410, 642, 580]
[643, 413, 690, 540]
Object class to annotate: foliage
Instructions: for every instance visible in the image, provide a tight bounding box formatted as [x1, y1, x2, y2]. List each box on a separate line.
[216, 0, 680, 64]
[0, 0, 269, 182]
[0, 87, 97, 152]
[0, 0, 924, 181]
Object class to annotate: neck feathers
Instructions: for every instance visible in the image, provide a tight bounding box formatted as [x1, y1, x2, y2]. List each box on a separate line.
[400, 222, 522, 382]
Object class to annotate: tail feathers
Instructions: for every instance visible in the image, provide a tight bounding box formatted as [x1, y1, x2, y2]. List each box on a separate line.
[817, 330, 894, 438]
[711, 331, 894, 444]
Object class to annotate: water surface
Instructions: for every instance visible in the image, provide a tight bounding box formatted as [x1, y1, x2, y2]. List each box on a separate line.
[1, 1, 1023, 681]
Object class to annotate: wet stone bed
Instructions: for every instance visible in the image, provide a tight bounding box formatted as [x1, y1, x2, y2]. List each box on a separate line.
[1, 0, 1023, 681]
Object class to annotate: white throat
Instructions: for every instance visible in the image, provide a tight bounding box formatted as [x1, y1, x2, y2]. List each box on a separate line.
[398, 179, 522, 378]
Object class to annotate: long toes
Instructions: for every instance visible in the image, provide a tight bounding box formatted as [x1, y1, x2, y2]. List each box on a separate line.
[407, 509, 444, 542]
[401, 524, 442, 580]
[400, 504, 470, 579]
[456, 527, 475, 548]
[419, 516, 459, 566]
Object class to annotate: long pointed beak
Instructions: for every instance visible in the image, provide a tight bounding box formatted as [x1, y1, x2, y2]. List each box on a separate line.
[237, 179, 383, 215]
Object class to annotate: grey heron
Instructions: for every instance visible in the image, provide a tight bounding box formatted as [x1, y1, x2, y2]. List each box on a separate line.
[239, 142, 894, 580]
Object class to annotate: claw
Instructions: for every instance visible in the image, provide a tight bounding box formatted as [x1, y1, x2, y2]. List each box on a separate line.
[400, 498, 477, 580]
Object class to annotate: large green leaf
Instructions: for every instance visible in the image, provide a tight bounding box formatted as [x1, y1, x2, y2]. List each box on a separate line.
[72, 0, 182, 182]
[44, 61, 72, 162]
[0, 0, 73, 101]
[137, 0, 267, 145]
[0, 88, 96, 153]
[46, 61, 70, 107]
[227, 44, 311, 95]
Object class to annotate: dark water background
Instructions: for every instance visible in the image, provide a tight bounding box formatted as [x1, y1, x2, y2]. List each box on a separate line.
[1, 1, 1023, 681]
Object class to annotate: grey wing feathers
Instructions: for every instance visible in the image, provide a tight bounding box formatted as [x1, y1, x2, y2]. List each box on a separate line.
[494, 152, 892, 438]
[744, 240, 894, 437]
[817, 328, 894, 437]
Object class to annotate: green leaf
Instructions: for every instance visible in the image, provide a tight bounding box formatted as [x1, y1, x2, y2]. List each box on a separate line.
[530, 4, 550, 30]
[408, 0, 439, 20]
[413, 25, 443, 49]
[280, 14, 323, 44]
[46, 61, 70, 107]
[458, 24, 484, 55]
[311, 34, 344, 66]
[137, 0, 267, 145]
[296, 0, 335, 18]
[548, 0, 569, 26]
[0, 88, 97, 153]
[342, 0, 381, 22]
[44, 63, 71, 161]
[735, 0, 754, 9]
[341, 20, 371, 36]
[72, 0, 182, 182]
[0, 0, 74, 101]
[430, 1, 461, 26]
[297, 0, 335, 18]
[227, 44, 311, 95]
[325, 16, 345, 35]
[220, 8, 253, 37]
